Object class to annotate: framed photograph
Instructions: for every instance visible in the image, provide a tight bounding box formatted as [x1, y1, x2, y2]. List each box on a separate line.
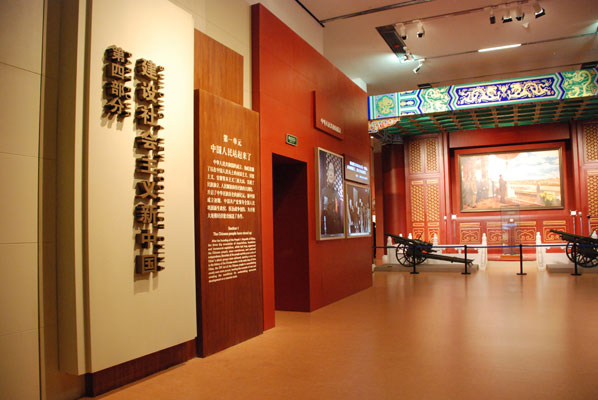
[458, 148, 564, 212]
[316, 148, 345, 240]
[345, 182, 372, 237]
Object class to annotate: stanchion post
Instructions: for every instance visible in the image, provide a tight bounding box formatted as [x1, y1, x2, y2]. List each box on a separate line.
[462, 244, 471, 275]
[571, 242, 582, 276]
[517, 243, 527, 275]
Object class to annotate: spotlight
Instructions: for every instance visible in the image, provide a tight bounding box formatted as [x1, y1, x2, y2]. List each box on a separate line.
[502, 10, 512, 22]
[515, 4, 525, 21]
[396, 23, 407, 40]
[413, 59, 424, 74]
[488, 8, 496, 24]
[532, 1, 545, 18]
[416, 20, 425, 38]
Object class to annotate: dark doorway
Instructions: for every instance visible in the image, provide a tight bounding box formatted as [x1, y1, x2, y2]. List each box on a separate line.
[272, 154, 310, 311]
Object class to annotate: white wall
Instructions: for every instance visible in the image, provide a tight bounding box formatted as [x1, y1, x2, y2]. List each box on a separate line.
[0, 0, 86, 398]
[0, 0, 44, 399]
[84, 0, 197, 372]
[169, 0, 324, 109]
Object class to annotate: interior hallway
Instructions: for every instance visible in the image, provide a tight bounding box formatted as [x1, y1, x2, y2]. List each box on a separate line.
[88, 262, 598, 399]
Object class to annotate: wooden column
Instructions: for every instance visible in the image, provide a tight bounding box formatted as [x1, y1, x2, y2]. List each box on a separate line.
[382, 143, 407, 237]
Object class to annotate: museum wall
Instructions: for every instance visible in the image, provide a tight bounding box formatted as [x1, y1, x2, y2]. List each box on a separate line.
[168, 0, 324, 109]
[393, 122, 597, 249]
[0, 0, 86, 398]
[0, 1, 45, 398]
[252, 4, 372, 329]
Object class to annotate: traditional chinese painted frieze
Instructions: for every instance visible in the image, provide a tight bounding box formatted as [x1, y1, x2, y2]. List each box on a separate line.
[368, 68, 598, 123]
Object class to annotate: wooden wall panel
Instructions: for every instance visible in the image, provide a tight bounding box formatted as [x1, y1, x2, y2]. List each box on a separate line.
[195, 90, 262, 356]
[449, 138, 574, 244]
[252, 4, 371, 329]
[405, 135, 445, 242]
[579, 121, 598, 235]
[449, 123, 570, 149]
[194, 30, 243, 105]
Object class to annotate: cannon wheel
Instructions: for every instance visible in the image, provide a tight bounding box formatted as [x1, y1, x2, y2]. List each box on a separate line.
[404, 246, 426, 266]
[577, 244, 598, 268]
[566, 242, 586, 266]
[395, 244, 411, 266]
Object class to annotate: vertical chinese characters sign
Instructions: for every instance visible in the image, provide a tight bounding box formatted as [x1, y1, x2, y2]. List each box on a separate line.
[103, 46, 132, 118]
[134, 58, 166, 274]
[196, 90, 262, 356]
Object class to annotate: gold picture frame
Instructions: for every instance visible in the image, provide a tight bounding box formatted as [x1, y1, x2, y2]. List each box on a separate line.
[315, 147, 345, 240]
[458, 147, 564, 212]
[345, 182, 372, 238]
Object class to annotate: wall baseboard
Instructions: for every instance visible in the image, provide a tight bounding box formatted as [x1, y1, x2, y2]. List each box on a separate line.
[85, 339, 196, 396]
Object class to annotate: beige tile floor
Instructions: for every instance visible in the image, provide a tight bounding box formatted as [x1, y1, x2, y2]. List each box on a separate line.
[88, 262, 598, 399]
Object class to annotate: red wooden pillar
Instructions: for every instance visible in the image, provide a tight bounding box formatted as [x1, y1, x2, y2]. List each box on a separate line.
[382, 144, 407, 238]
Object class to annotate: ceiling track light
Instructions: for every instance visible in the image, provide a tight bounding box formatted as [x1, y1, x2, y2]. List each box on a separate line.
[488, 8, 496, 24]
[396, 23, 407, 40]
[413, 59, 425, 74]
[532, 1, 545, 18]
[416, 20, 425, 38]
[502, 6, 513, 23]
[515, 4, 525, 21]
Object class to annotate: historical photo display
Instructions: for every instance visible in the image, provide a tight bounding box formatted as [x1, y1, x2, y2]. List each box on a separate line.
[345, 182, 371, 237]
[459, 148, 563, 212]
[316, 148, 345, 239]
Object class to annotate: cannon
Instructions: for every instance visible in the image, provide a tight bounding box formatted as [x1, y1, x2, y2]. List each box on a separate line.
[385, 233, 474, 267]
[549, 229, 598, 268]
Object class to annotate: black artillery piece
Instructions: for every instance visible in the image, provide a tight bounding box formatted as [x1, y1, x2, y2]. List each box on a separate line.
[549, 229, 598, 268]
[385, 233, 474, 268]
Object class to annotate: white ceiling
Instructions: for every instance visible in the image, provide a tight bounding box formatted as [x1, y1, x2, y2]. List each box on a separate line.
[298, 0, 598, 95]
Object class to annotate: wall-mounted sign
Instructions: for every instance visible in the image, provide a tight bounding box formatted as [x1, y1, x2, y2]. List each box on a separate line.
[133, 55, 166, 274]
[285, 133, 297, 146]
[344, 155, 370, 185]
[103, 46, 132, 118]
[313, 90, 344, 140]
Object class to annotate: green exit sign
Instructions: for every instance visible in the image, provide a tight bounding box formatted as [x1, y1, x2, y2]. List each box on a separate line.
[285, 133, 298, 146]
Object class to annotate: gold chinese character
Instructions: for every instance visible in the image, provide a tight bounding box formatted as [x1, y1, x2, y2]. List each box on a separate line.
[106, 62, 132, 81]
[106, 46, 131, 64]
[137, 81, 162, 104]
[135, 203, 162, 225]
[137, 180, 161, 200]
[136, 104, 163, 127]
[136, 254, 158, 273]
[104, 80, 131, 98]
[136, 58, 164, 81]
[104, 97, 131, 117]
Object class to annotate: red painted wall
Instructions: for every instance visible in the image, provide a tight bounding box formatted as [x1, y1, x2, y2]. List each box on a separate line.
[447, 123, 576, 247]
[252, 4, 372, 329]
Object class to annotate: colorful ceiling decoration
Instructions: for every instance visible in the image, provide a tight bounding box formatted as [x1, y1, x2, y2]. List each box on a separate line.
[368, 68, 598, 137]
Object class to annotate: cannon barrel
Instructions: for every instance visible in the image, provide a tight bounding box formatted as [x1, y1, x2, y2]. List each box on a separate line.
[385, 232, 433, 247]
[549, 229, 598, 244]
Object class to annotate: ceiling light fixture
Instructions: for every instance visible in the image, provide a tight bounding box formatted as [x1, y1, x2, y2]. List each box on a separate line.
[488, 8, 496, 24]
[396, 23, 407, 40]
[376, 24, 408, 58]
[502, 6, 513, 23]
[532, 1, 545, 18]
[478, 43, 522, 52]
[416, 20, 425, 38]
[515, 4, 525, 21]
[413, 59, 425, 73]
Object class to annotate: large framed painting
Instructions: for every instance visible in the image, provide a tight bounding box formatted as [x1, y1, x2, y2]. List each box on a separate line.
[459, 148, 564, 212]
[316, 147, 345, 240]
[345, 182, 371, 237]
